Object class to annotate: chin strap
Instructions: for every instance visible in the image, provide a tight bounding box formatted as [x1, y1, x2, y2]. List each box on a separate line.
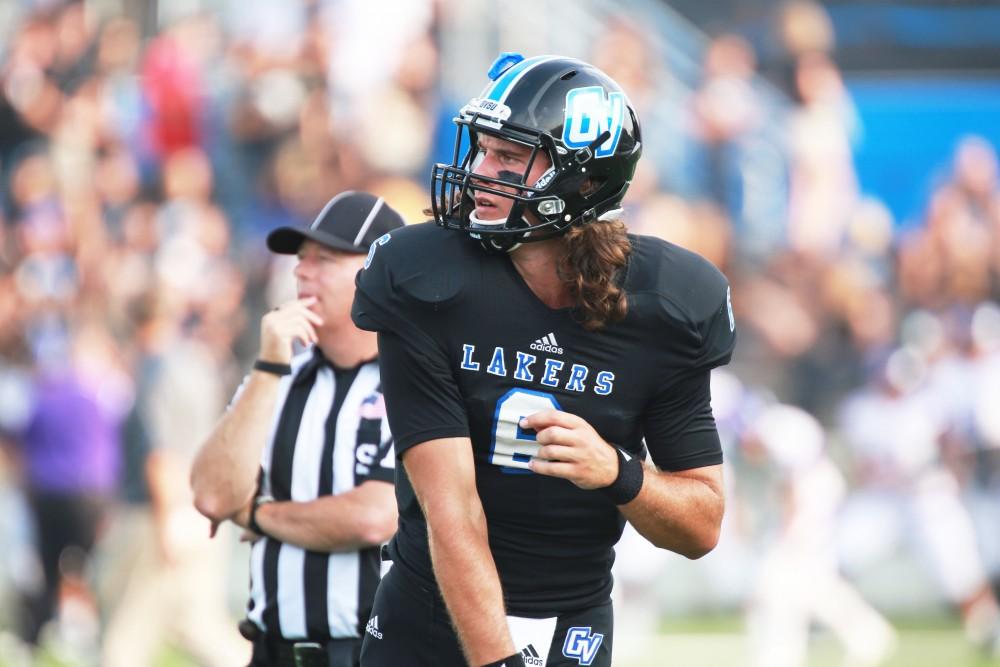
[469, 206, 622, 253]
[468, 210, 530, 253]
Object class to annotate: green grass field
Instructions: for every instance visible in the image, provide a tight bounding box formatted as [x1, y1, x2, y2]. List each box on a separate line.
[619, 631, 999, 667]
[5, 616, 998, 667]
[617, 616, 1000, 667]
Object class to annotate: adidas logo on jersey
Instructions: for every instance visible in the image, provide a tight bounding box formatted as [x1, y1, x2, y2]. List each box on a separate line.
[520, 643, 544, 666]
[530, 332, 563, 355]
[365, 615, 383, 640]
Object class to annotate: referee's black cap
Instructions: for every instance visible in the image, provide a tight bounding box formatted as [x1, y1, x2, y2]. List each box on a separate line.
[266, 191, 406, 255]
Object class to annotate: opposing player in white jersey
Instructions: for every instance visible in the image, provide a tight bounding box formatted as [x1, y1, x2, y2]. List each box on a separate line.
[839, 346, 1000, 654]
[745, 402, 896, 667]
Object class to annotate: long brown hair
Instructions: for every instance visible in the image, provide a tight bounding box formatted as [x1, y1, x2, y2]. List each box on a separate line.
[558, 219, 632, 331]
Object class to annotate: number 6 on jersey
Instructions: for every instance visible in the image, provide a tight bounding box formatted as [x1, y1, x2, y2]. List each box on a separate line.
[489, 389, 562, 471]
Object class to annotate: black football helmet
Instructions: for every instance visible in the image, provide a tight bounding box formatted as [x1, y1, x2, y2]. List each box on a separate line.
[431, 53, 642, 251]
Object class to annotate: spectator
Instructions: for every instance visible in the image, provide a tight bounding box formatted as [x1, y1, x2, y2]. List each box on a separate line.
[17, 321, 130, 652]
[100, 291, 251, 667]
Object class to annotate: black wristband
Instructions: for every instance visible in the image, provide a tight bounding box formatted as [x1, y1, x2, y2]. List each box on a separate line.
[600, 446, 644, 505]
[249, 495, 274, 536]
[253, 359, 292, 376]
[480, 654, 526, 667]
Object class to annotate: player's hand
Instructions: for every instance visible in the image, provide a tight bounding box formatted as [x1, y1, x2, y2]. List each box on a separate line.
[259, 297, 324, 363]
[522, 410, 618, 490]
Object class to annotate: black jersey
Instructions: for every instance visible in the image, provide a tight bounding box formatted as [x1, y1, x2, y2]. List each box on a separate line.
[352, 222, 735, 614]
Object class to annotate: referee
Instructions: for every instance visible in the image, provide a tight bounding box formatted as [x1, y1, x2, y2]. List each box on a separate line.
[191, 191, 404, 667]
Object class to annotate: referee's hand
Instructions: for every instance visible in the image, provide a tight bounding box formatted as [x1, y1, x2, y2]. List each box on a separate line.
[259, 297, 324, 363]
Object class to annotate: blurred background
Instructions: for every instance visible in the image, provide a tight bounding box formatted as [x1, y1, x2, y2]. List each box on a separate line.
[0, 0, 998, 666]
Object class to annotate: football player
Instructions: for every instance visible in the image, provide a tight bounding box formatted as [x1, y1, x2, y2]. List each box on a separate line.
[352, 53, 736, 667]
[745, 403, 897, 667]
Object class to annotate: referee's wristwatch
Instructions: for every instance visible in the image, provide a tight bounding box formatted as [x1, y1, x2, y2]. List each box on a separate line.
[253, 359, 292, 376]
[249, 494, 275, 536]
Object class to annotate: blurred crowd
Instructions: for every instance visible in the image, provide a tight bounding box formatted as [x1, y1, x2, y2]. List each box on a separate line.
[0, 0, 998, 665]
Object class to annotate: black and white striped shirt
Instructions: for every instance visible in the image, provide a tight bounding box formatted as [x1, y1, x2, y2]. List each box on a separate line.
[240, 347, 394, 640]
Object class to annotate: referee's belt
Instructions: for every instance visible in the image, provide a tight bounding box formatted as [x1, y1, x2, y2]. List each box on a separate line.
[241, 619, 358, 666]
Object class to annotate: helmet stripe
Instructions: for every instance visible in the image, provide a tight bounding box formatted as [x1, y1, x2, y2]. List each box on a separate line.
[484, 55, 557, 104]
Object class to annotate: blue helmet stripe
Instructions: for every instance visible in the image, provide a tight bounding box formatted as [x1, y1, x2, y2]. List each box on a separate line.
[484, 55, 553, 103]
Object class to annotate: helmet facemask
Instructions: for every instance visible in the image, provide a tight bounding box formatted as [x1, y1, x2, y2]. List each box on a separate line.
[432, 117, 555, 251]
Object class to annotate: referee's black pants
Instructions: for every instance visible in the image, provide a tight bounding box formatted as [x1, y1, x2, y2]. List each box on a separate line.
[360, 564, 614, 667]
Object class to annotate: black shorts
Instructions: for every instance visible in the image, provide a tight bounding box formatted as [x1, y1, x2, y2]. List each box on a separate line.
[360, 564, 613, 667]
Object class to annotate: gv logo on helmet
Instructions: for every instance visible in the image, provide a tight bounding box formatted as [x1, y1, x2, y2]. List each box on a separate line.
[562, 86, 626, 158]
